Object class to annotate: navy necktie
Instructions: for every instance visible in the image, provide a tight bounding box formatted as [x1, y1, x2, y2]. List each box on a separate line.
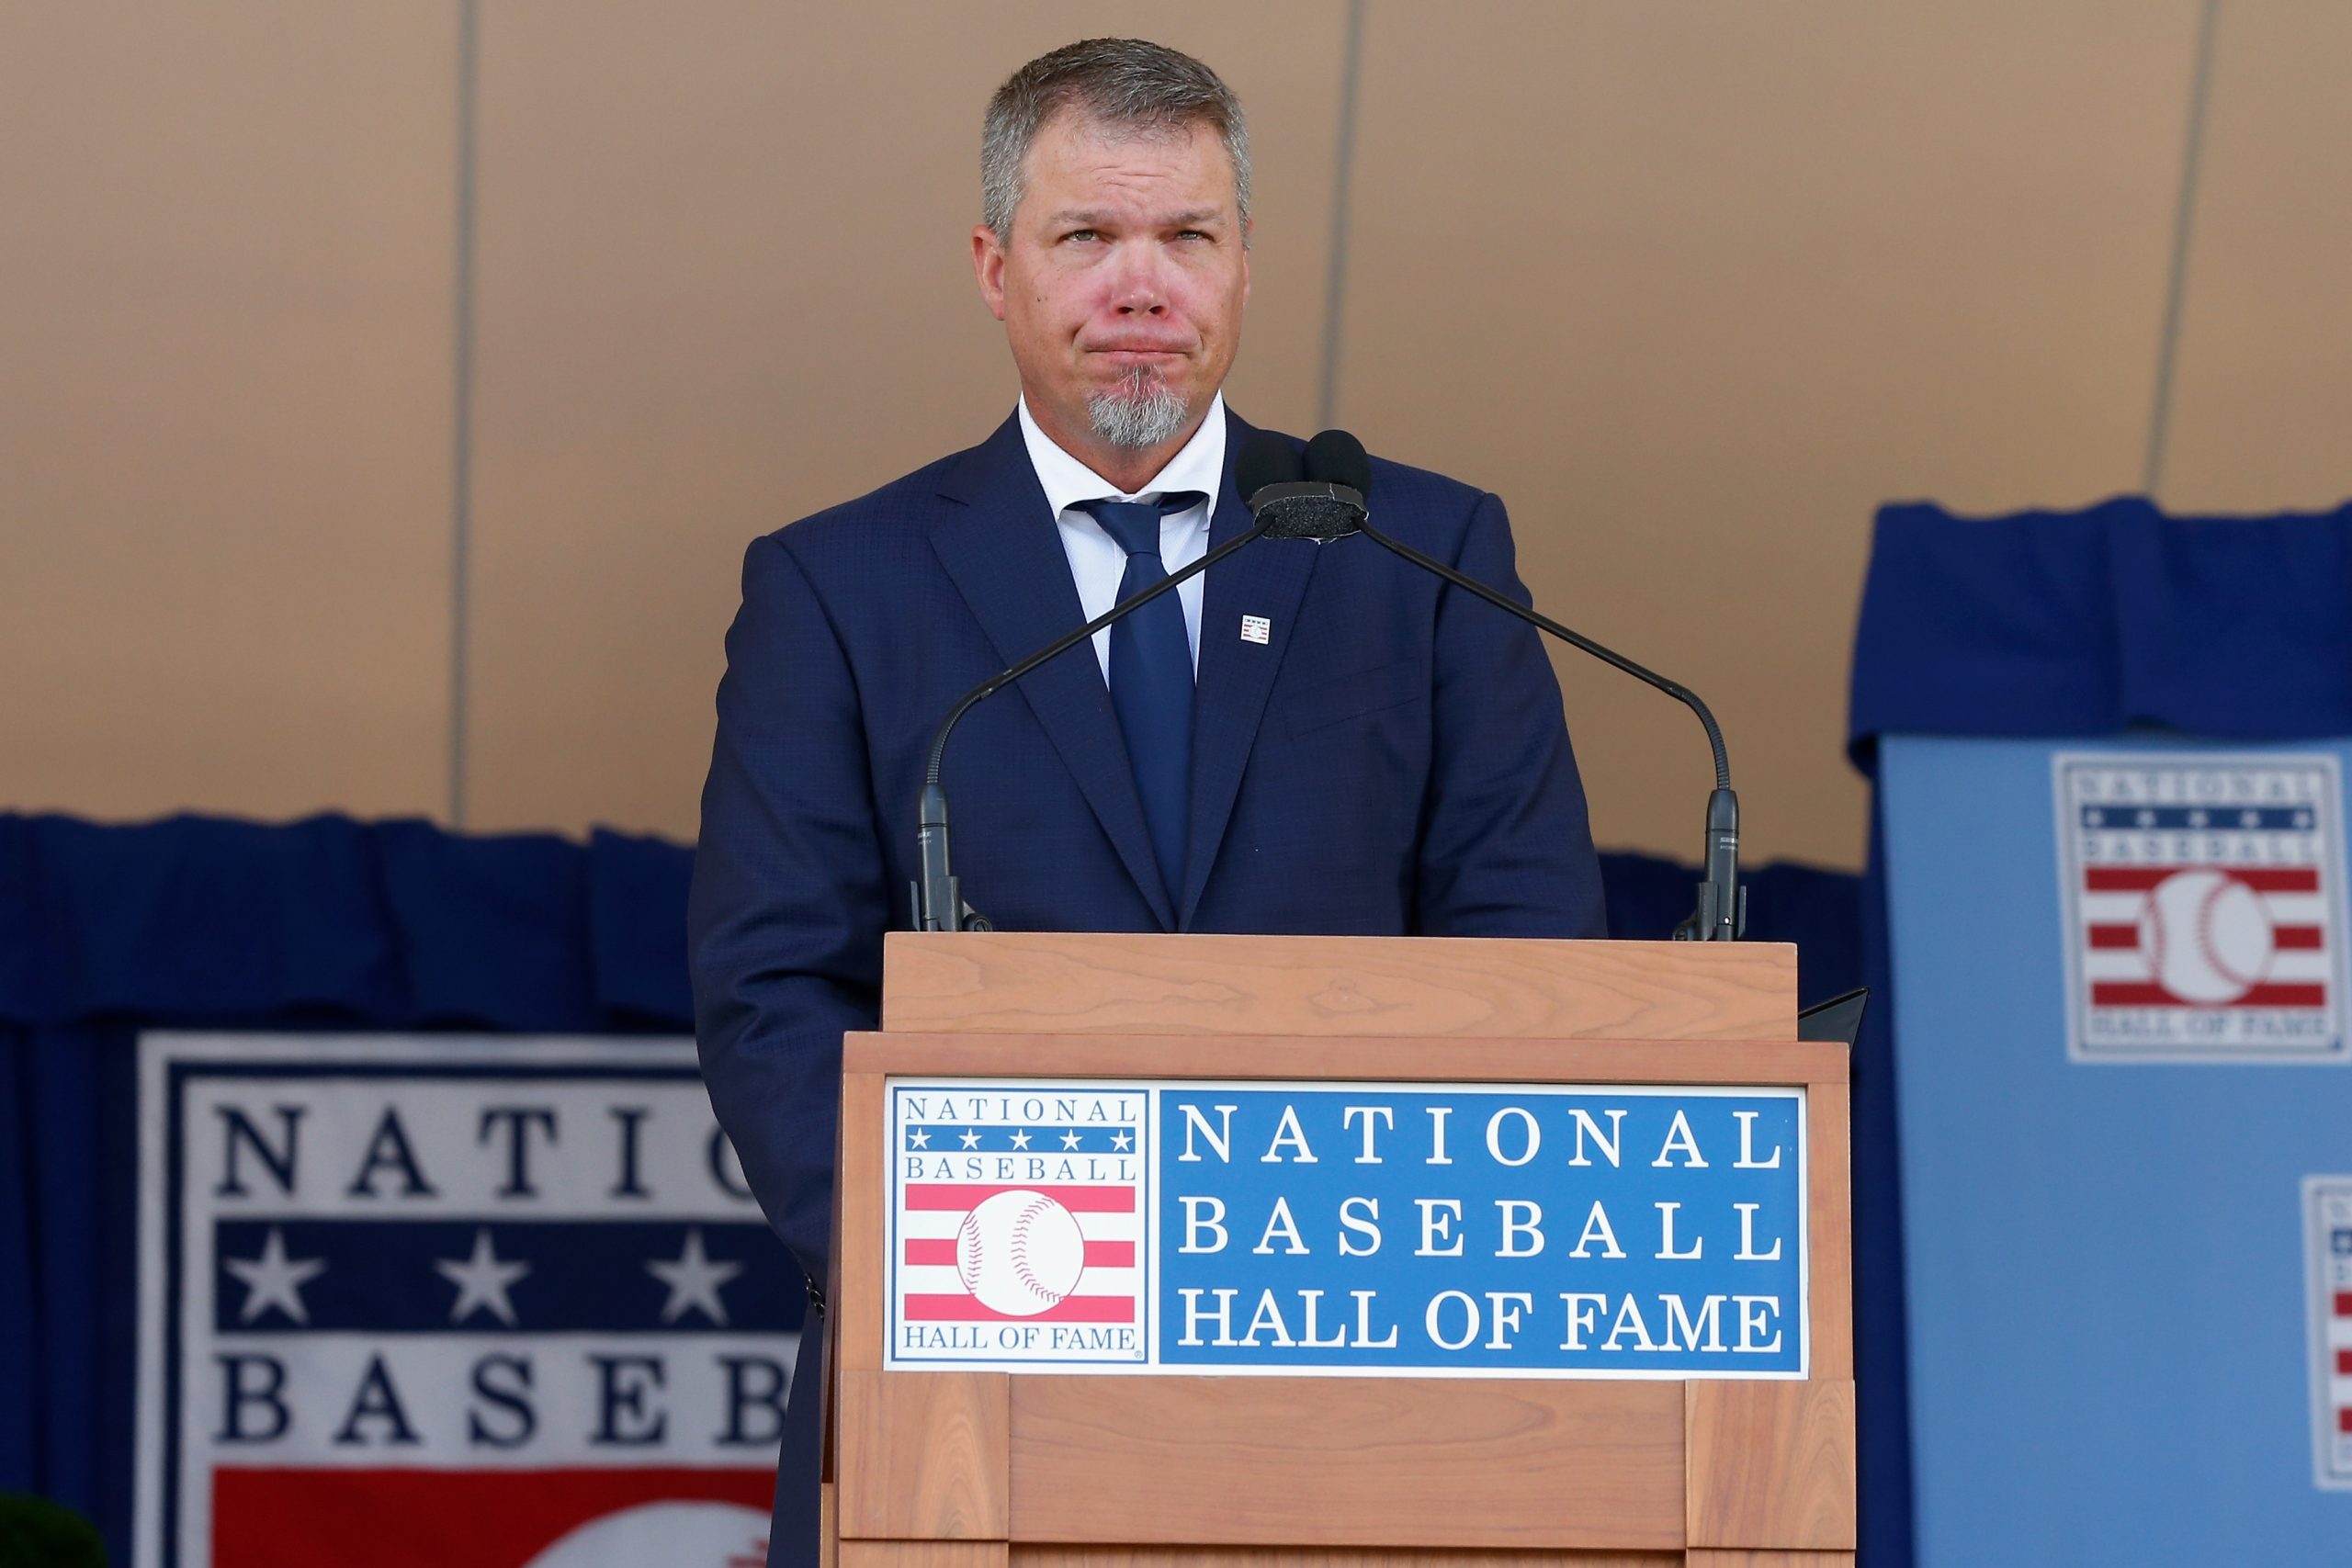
[1078, 492, 1206, 905]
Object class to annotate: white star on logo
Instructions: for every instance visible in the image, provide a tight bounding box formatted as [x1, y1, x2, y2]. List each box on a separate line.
[1061, 1129, 1084, 1149]
[1112, 1130, 1133, 1151]
[435, 1226, 530, 1326]
[908, 1128, 931, 1149]
[2187, 809, 2208, 829]
[1009, 1130, 1032, 1149]
[2135, 809, 2157, 828]
[959, 1128, 982, 1149]
[648, 1227, 746, 1326]
[223, 1226, 327, 1325]
[2241, 809, 2262, 828]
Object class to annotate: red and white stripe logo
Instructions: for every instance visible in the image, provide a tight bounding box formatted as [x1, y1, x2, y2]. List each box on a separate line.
[900, 1182, 1139, 1323]
[2079, 864, 2328, 1009]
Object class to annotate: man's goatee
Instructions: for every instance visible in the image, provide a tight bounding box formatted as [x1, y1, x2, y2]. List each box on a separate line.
[1087, 367, 1191, 449]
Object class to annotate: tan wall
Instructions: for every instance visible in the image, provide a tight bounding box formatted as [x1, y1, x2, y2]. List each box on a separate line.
[4, 1, 2348, 873]
[0, 4, 458, 821]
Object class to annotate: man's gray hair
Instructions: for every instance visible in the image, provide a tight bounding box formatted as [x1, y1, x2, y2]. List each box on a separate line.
[981, 38, 1250, 243]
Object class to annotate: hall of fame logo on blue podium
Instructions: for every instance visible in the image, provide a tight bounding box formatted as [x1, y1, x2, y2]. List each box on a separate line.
[886, 1077, 1809, 1379]
[2055, 753, 2348, 1062]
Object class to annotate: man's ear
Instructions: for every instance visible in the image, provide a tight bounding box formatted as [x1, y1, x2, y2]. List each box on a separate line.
[972, 225, 1009, 322]
[1240, 217, 1252, 310]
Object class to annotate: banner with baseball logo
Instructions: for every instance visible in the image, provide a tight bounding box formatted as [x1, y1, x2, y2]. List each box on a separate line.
[135, 1033, 797, 1568]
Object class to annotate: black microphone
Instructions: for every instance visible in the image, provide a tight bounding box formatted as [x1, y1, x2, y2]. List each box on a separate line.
[1242, 431, 1365, 541]
[1303, 429, 1745, 942]
[1234, 432, 1304, 497]
[911, 432, 1302, 932]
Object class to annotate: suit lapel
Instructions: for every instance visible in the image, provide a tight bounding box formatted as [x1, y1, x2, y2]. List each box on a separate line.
[929, 415, 1175, 928]
[1179, 412, 1319, 928]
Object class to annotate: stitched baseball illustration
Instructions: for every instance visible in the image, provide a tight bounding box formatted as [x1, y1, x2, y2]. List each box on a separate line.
[955, 1190, 1086, 1315]
[2141, 867, 2275, 1004]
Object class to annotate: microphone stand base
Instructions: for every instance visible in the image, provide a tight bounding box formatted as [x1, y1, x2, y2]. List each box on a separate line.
[1670, 785, 1747, 941]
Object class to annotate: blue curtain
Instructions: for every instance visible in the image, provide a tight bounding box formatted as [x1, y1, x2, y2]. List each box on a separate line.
[1852, 497, 2352, 746]
[0, 813, 1860, 1562]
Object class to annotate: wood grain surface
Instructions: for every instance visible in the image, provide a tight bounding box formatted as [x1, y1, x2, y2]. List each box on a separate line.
[840, 1072, 887, 1372]
[882, 934, 1795, 1042]
[838, 1370, 1009, 1540]
[1684, 1382, 1856, 1551]
[1007, 1376, 1684, 1550]
[1804, 1086, 1853, 1381]
[1685, 1554, 1856, 1567]
[1012, 1552, 1682, 1568]
[844, 1032, 1841, 1085]
[841, 1543, 1009, 1568]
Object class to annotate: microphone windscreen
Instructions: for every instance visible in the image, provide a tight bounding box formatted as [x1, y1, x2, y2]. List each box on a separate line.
[1303, 429, 1373, 498]
[1235, 433, 1305, 501]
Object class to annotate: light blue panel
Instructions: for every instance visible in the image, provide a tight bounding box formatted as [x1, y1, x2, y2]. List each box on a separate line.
[1883, 736, 2352, 1566]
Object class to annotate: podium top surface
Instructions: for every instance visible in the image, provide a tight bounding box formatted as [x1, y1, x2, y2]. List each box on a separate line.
[881, 932, 1796, 1043]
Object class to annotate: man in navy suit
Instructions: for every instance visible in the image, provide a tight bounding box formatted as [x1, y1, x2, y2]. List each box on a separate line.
[688, 37, 1604, 1564]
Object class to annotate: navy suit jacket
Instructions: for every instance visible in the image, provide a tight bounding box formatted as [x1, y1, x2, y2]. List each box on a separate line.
[688, 407, 1604, 1289]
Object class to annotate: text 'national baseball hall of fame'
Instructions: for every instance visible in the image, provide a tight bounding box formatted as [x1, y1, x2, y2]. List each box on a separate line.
[883, 1077, 1809, 1379]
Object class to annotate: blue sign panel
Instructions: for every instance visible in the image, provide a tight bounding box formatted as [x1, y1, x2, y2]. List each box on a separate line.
[884, 1078, 1807, 1379]
[1156, 1085, 1805, 1376]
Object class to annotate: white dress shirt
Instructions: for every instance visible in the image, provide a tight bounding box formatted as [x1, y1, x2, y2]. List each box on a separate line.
[1016, 392, 1225, 682]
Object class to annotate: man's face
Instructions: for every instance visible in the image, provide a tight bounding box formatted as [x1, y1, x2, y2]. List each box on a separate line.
[974, 110, 1250, 465]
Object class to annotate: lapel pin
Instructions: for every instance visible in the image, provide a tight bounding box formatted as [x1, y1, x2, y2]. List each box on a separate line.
[1239, 615, 1272, 645]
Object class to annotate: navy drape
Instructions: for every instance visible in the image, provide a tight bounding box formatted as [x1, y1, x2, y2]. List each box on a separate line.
[0, 812, 1858, 1562]
[1851, 497, 2352, 759]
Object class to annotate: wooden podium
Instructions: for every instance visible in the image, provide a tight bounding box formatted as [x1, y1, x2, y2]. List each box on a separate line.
[825, 933, 1855, 1568]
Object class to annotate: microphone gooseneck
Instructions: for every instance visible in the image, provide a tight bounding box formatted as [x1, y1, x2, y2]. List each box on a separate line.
[911, 432, 1298, 932]
[1301, 429, 1745, 941]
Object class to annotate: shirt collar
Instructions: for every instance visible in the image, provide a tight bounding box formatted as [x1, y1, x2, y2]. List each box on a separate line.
[1017, 391, 1227, 518]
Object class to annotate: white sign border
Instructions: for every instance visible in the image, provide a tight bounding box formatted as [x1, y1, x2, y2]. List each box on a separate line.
[881, 1075, 1809, 1382]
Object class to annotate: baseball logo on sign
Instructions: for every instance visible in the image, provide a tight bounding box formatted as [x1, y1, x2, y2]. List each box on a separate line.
[2055, 753, 2348, 1061]
[888, 1083, 1147, 1366]
[2141, 867, 2276, 1005]
[956, 1190, 1086, 1315]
